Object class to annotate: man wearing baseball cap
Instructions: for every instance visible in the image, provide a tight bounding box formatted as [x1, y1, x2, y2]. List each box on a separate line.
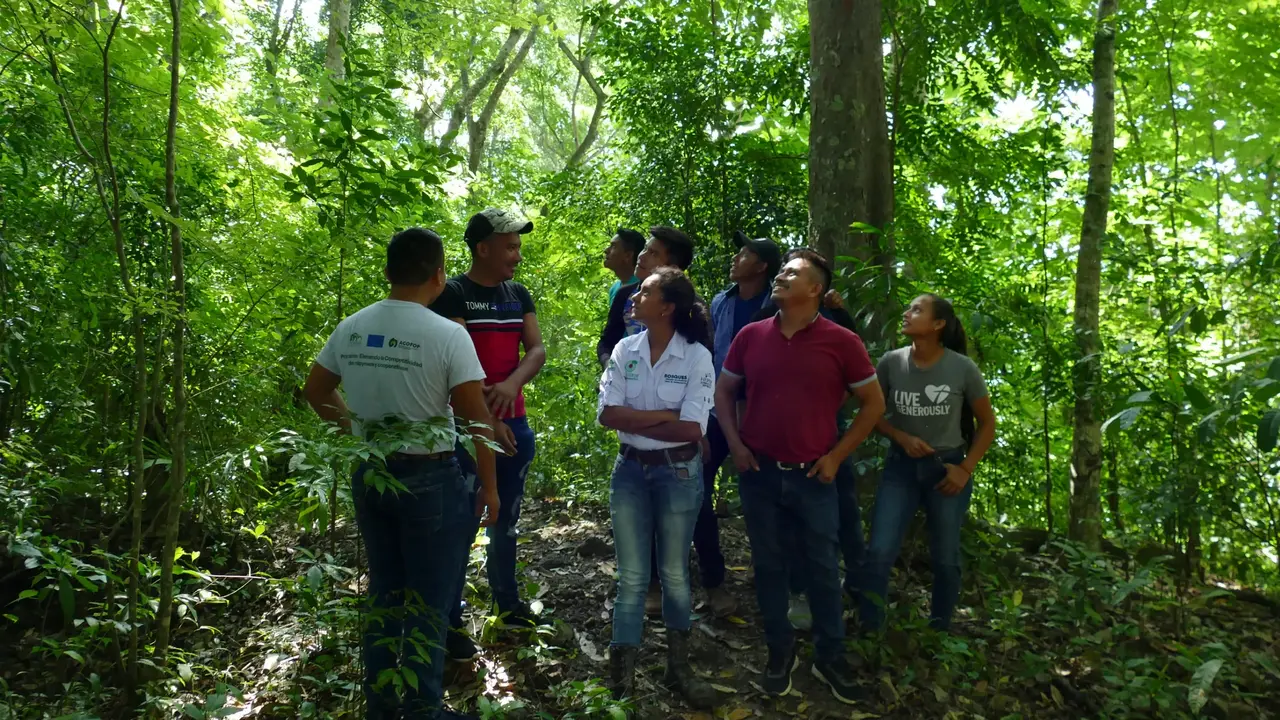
[697, 231, 782, 616]
[431, 208, 547, 656]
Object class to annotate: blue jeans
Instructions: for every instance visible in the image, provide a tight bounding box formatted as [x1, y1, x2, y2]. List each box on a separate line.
[610, 452, 704, 647]
[352, 455, 473, 719]
[785, 457, 863, 596]
[650, 416, 728, 589]
[739, 464, 844, 662]
[859, 447, 972, 632]
[451, 416, 537, 623]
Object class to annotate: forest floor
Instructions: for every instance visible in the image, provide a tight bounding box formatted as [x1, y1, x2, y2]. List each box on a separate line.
[144, 495, 1280, 720]
[7, 495, 1280, 719]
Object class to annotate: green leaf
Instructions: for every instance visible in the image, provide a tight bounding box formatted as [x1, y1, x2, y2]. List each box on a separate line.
[1259, 410, 1280, 453]
[1187, 658, 1223, 715]
[1103, 407, 1141, 434]
[1184, 384, 1212, 412]
[178, 663, 193, 683]
[58, 574, 75, 625]
[1267, 357, 1280, 381]
[306, 565, 323, 593]
[17, 589, 38, 601]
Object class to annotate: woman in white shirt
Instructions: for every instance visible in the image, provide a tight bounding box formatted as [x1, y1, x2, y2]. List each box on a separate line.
[597, 268, 718, 710]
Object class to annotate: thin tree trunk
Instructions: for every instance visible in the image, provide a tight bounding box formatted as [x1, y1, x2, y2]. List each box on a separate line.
[468, 27, 538, 173]
[324, 0, 350, 82]
[1106, 440, 1123, 533]
[440, 30, 523, 154]
[1040, 121, 1054, 535]
[806, 0, 893, 327]
[1067, 0, 1118, 551]
[43, 0, 147, 694]
[155, 0, 185, 661]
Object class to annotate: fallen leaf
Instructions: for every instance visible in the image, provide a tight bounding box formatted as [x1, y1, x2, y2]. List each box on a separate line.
[709, 683, 737, 694]
[724, 707, 752, 720]
[726, 616, 747, 625]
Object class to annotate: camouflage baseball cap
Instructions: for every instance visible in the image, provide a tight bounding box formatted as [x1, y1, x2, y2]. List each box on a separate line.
[464, 208, 534, 247]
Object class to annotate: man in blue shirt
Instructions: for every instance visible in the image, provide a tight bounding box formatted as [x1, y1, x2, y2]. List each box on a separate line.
[702, 232, 782, 615]
[604, 228, 645, 306]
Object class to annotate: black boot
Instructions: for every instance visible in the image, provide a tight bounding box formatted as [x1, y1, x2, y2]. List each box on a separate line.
[608, 645, 639, 700]
[663, 630, 717, 709]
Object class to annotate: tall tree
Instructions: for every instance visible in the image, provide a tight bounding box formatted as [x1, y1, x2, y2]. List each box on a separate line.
[807, 0, 893, 288]
[154, 0, 186, 659]
[1068, 0, 1119, 550]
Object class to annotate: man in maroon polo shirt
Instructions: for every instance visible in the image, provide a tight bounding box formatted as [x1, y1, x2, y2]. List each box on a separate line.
[714, 249, 885, 704]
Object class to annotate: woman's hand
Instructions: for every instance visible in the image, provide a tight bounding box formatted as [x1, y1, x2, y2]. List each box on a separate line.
[897, 433, 935, 458]
[935, 464, 971, 496]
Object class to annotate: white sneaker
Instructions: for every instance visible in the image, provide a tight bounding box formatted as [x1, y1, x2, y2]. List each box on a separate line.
[787, 594, 812, 631]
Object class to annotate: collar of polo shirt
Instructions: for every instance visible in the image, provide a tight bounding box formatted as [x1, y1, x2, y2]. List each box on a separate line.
[638, 330, 690, 364]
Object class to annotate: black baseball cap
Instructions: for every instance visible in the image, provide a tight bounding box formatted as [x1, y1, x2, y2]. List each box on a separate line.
[464, 207, 534, 249]
[733, 231, 782, 278]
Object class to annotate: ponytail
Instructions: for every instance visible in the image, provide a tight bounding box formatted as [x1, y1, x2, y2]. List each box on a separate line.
[675, 300, 714, 353]
[926, 294, 976, 447]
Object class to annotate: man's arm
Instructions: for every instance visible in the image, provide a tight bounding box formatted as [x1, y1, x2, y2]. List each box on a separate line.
[825, 381, 885, 464]
[488, 312, 546, 416]
[597, 286, 630, 367]
[961, 395, 996, 474]
[303, 363, 352, 434]
[451, 379, 500, 527]
[715, 373, 758, 471]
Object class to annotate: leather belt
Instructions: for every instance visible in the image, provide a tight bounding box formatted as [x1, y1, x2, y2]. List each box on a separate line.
[754, 452, 820, 472]
[620, 443, 699, 466]
[388, 451, 453, 462]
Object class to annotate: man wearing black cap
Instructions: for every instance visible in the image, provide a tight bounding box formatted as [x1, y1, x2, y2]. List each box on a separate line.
[698, 232, 782, 616]
[431, 208, 547, 651]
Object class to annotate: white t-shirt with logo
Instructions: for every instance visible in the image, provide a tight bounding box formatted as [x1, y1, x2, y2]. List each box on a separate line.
[316, 299, 486, 454]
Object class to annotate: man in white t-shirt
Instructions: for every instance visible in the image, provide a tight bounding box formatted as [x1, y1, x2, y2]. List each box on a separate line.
[304, 227, 498, 720]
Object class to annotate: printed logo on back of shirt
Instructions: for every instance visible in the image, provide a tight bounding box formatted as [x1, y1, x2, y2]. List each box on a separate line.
[347, 332, 363, 346]
[367, 335, 385, 348]
[388, 337, 421, 350]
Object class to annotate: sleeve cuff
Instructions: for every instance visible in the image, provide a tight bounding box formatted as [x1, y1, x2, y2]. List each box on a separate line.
[848, 373, 877, 389]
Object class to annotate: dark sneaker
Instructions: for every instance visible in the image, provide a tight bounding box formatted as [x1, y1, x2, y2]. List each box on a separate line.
[812, 657, 862, 705]
[498, 601, 540, 629]
[706, 585, 738, 618]
[446, 628, 479, 661]
[761, 645, 798, 696]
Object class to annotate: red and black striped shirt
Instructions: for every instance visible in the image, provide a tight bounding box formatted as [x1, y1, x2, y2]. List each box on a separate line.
[430, 274, 536, 418]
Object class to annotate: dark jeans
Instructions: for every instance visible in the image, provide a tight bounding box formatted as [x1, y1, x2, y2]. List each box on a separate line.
[649, 415, 729, 589]
[352, 455, 473, 719]
[738, 462, 844, 662]
[785, 457, 863, 597]
[859, 447, 972, 632]
[450, 416, 537, 625]
[610, 452, 703, 646]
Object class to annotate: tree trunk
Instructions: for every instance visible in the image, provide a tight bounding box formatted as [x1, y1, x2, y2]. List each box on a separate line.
[807, 0, 893, 287]
[468, 27, 538, 173]
[1106, 440, 1123, 533]
[1067, 0, 1118, 551]
[440, 30, 523, 154]
[155, 0, 184, 660]
[324, 0, 350, 82]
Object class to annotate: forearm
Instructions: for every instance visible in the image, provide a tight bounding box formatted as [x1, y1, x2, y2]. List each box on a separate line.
[715, 389, 747, 450]
[307, 390, 352, 434]
[962, 422, 996, 474]
[507, 345, 546, 388]
[829, 403, 883, 462]
[875, 417, 906, 445]
[600, 406, 679, 432]
[630, 420, 703, 443]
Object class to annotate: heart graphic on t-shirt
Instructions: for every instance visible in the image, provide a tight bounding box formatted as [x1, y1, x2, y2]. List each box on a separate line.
[925, 384, 951, 404]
